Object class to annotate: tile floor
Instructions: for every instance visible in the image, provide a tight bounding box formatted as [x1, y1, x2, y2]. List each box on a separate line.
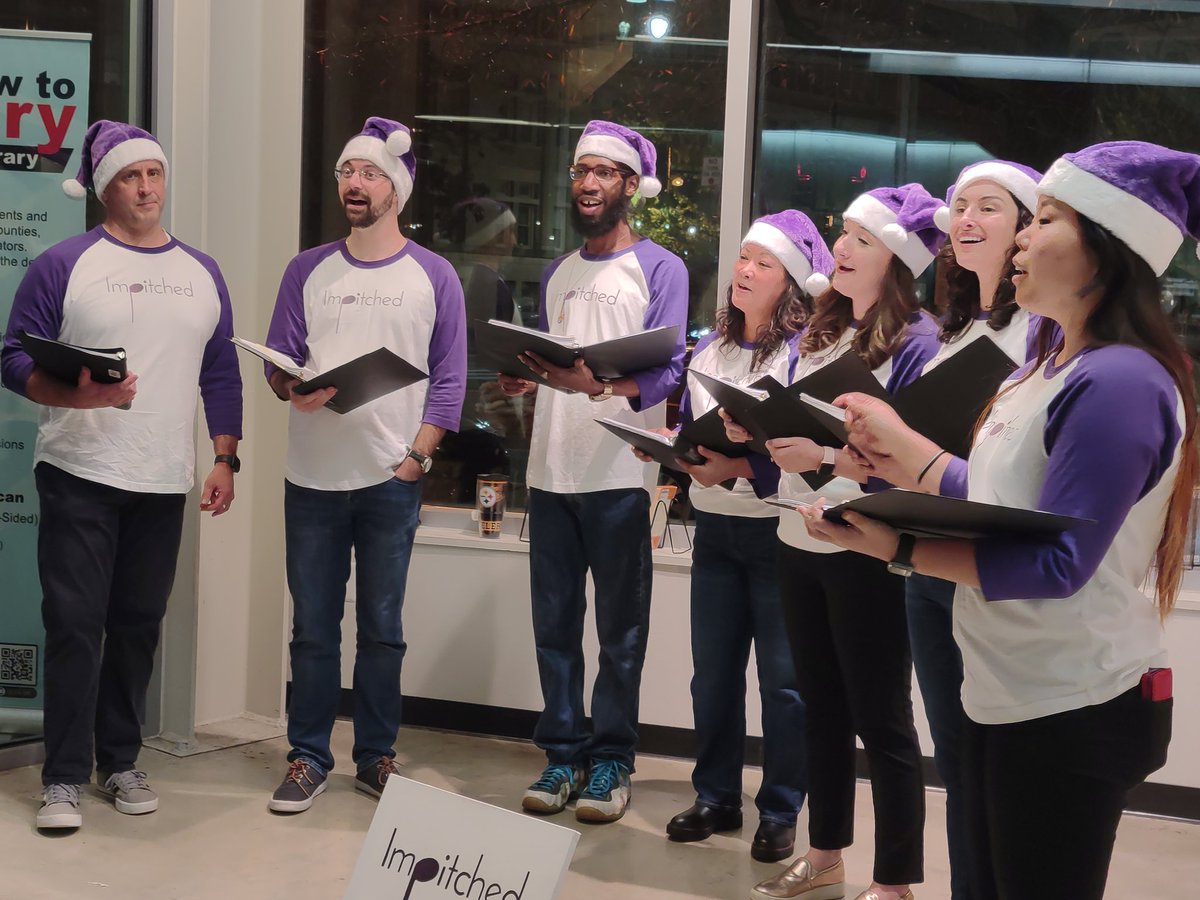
[1, 722, 1196, 899]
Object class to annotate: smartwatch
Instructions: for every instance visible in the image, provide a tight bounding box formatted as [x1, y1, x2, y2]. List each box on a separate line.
[214, 453, 241, 474]
[588, 379, 614, 402]
[887, 532, 917, 578]
[404, 448, 433, 474]
[816, 445, 836, 480]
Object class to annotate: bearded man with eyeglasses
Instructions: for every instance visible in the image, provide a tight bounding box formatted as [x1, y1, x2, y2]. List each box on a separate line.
[496, 120, 688, 824]
[261, 116, 466, 813]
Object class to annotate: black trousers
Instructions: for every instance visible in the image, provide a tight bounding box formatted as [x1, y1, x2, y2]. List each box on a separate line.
[36, 463, 186, 785]
[963, 685, 1172, 900]
[778, 544, 925, 885]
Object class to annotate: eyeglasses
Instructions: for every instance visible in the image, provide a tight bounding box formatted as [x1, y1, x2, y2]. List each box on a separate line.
[333, 166, 390, 184]
[567, 163, 632, 184]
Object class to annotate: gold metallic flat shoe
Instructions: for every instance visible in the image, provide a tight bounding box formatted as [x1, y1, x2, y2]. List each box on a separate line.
[750, 857, 846, 900]
[853, 891, 913, 900]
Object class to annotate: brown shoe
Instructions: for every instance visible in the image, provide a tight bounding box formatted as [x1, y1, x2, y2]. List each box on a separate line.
[750, 857, 845, 900]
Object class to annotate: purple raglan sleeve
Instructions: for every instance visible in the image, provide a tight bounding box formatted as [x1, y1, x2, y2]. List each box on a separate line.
[189, 250, 243, 438]
[974, 348, 1182, 601]
[536, 255, 569, 335]
[1, 231, 100, 397]
[940, 457, 968, 498]
[628, 243, 688, 412]
[264, 248, 330, 381]
[419, 251, 467, 432]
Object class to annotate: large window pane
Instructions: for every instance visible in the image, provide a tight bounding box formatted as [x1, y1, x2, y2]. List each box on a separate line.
[303, 0, 729, 510]
[754, 0, 1200, 322]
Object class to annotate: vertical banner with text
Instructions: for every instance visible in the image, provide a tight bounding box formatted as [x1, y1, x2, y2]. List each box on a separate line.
[0, 29, 90, 713]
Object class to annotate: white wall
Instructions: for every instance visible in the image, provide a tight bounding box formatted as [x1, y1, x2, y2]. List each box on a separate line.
[156, 0, 302, 729]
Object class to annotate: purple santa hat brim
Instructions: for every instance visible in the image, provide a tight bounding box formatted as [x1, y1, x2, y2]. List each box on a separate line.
[574, 120, 662, 198]
[1038, 141, 1200, 276]
[742, 209, 835, 296]
[63, 120, 168, 201]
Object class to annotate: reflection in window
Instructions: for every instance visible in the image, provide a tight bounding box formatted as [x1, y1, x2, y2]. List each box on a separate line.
[303, 1, 729, 510]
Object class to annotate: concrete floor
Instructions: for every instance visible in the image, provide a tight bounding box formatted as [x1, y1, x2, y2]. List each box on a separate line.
[1, 722, 1197, 899]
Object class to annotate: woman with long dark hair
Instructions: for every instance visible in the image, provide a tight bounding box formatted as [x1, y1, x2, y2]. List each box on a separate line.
[642, 211, 833, 862]
[805, 142, 1198, 900]
[736, 186, 944, 900]
[844, 160, 1042, 900]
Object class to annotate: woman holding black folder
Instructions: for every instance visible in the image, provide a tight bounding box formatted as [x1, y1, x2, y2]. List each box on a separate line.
[632, 212, 832, 860]
[837, 159, 1043, 900]
[804, 143, 1198, 900]
[732, 186, 943, 900]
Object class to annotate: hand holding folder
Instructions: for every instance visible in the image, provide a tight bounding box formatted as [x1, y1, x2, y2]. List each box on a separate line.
[767, 488, 1092, 540]
[474, 319, 679, 391]
[18, 331, 134, 410]
[232, 337, 427, 414]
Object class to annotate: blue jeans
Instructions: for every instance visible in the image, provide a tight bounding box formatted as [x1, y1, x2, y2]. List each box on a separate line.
[906, 573, 971, 900]
[284, 476, 421, 774]
[689, 510, 807, 826]
[528, 487, 652, 770]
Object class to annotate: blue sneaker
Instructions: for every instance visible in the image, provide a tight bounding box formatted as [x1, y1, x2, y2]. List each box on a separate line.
[576, 759, 631, 823]
[521, 763, 583, 815]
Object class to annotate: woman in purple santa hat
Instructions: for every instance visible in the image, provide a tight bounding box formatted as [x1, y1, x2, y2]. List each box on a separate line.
[632, 211, 832, 863]
[820, 158, 1046, 900]
[732, 185, 945, 900]
[803, 144, 1198, 900]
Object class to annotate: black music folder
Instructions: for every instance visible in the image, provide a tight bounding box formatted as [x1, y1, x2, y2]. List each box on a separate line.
[768, 488, 1090, 539]
[474, 319, 679, 387]
[18, 331, 128, 384]
[232, 337, 427, 415]
[798, 338, 1018, 459]
[595, 418, 704, 471]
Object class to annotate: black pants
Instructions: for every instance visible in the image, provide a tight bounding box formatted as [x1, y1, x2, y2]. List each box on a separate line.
[778, 543, 925, 885]
[963, 685, 1172, 900]
[36, 463, 186, 785]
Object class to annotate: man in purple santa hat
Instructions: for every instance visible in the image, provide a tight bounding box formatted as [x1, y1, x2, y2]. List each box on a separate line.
[497, 120, 689, 823]
[262, 116, 466, 813]
[1, 119, 244, 832]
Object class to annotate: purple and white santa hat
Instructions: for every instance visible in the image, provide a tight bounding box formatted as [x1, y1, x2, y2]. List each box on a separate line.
[933, 160, 1042, 232]
[742, 210, 836, 296]
[843, 184, 946, 276]
[1038, 141, 1200, 276]
[337, 116, 416, 213]
[63, 120, 168, 201]
[574, 120, 662, 199]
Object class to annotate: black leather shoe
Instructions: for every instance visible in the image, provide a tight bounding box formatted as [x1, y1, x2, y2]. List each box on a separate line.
[751, 820, 796, 862]
[665, 802, 743, 842]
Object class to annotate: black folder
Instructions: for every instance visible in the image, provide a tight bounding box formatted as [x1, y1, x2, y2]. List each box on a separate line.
[770, 489, 1091, 539]
[799, 338, 1017, 460]
[595, 418, 704, 471]
[232, 338, 427, 415]
[18, 331, 127, 384]
[474, 319, 679, 387]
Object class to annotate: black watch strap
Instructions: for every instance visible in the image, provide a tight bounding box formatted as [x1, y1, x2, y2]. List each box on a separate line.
[887, 532, 916, 577]
[214, 453, 241, 474]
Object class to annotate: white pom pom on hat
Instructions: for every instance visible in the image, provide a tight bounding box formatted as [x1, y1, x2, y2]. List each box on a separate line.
[882, 222, 909, 242]
[804, 272, 831, 296]
[933, 205, 952, 233]
[385, 129, 411, 157]
[639, 175, 662, 199]
[62, 178, 87, 200]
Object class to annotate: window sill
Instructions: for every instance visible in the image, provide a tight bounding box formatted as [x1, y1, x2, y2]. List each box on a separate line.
[415, 507, 693, 571]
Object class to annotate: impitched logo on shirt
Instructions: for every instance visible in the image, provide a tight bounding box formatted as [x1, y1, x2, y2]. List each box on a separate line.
[106, 276, 196, 321]
[324, 288, 406, 333]
[555, 285, 620, 307]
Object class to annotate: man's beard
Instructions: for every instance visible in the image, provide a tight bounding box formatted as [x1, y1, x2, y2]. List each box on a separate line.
[342, 190, 393, 228]
[570, 191, 631, 239]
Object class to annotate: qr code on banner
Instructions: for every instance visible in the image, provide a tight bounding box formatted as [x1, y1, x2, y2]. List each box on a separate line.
[0, 644, 37, 686]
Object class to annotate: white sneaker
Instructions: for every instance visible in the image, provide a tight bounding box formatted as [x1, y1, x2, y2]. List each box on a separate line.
[99, 770, 159, 814]
[37, 783, 82, 830]
[575, 760, 631, 823]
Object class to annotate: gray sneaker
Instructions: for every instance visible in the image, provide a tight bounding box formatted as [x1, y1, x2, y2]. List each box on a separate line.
[99, 770, 159, 815]
[354, 757, 401, 799]
[268, 759, 327, 813]
[37, 783, 82, 830]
